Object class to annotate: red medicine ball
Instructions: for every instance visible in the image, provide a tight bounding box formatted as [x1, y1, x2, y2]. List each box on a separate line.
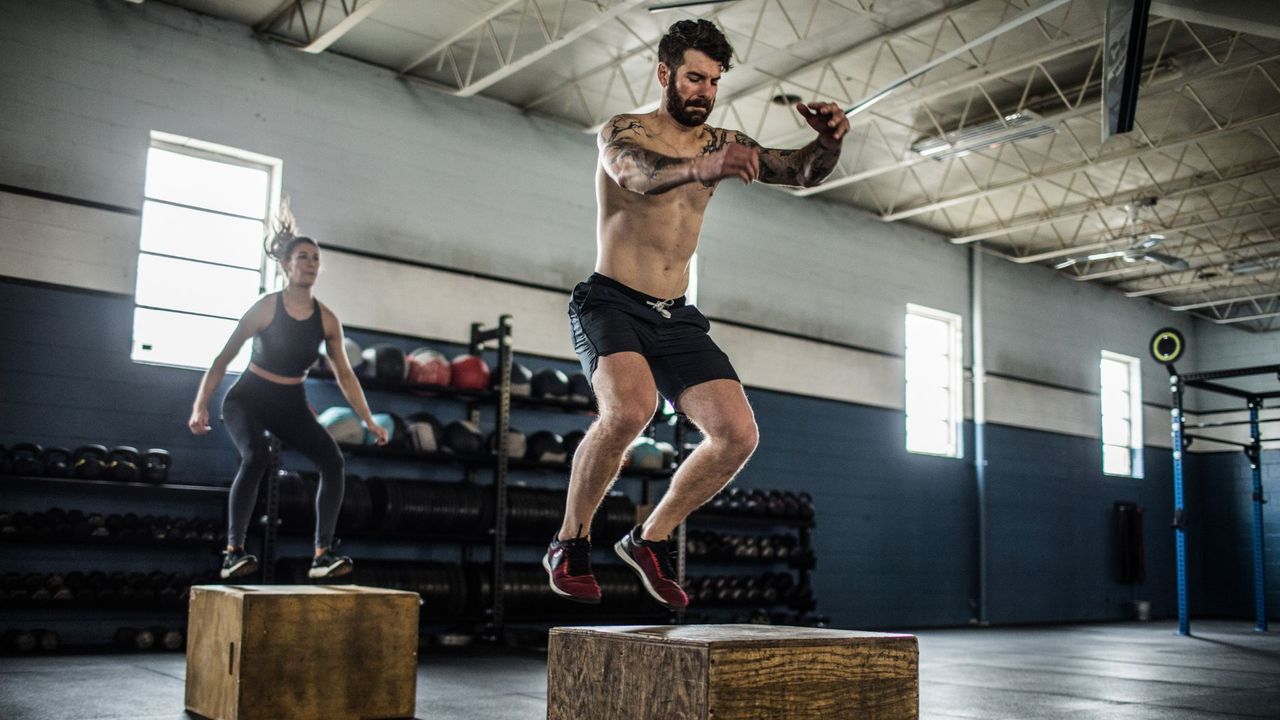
[409, 348, 452, 386]
[450, 354, 491, 390]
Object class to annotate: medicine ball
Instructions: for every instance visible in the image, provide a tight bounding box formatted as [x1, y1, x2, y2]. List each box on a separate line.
[567, 373, 593, 403]
[654, 441, 677, 467]
[317, 337, 363, 374]
[491, 360, 533, 396]
[318, 407, 367, 445]
[450, 355, 490, 391]
[531, 368, 570, 398]
[408, 348, 451, 386]
[487, 428, 528, 459]
[406, 412, 444, 453]
[627, 437, 664, 471]
[443, 420, 484, 455]
[525, 431, 567, 463]
[368, 413, 408, 448]
[361, 344, 408, 382]
[563, 430, 586, 457]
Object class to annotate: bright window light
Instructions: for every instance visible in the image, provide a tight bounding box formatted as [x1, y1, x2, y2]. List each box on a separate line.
[905, 304, 963, 457]
[132, 133, 280, 370]
[1101, 351, 1144, 477]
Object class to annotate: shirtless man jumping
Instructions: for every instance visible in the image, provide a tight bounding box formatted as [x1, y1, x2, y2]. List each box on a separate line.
[542, 19, 849, 609]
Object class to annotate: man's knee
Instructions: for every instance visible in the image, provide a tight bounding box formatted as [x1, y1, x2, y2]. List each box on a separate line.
[713, 414, 759, 462]
[595, 404, 654, 443]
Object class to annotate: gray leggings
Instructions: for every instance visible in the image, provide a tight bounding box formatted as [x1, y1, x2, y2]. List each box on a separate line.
[221, 372, 345, 549]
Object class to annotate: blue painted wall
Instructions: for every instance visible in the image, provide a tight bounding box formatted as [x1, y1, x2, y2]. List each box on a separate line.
[1197, 449, 1280, 621]
[6, 278, 1266, 629]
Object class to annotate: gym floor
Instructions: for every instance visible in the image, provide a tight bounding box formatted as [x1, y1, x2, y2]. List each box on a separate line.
[1, 620, 1276, 720]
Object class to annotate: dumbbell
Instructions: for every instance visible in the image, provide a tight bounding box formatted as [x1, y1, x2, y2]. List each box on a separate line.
[725, 487, 746, 513]
[37, 629, 60, 652]
[29, 574, 52, 602]
[797, 492, 815, 520]
[114, 627, 155, 651]
[107, 446, 141, 482]
[72, 445, 109, 479]
[762, 489, 783, 512]
[10, 443, 43, 476]
[40, 447, 72, 478]
[4, 629, 38, 653]
[781, 492, 801, 518]
[3, 511, 31, 538]
[141, 449, 171, 483]
[151, 626, 184, 651]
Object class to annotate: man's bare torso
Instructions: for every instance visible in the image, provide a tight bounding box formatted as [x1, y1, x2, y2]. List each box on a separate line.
[596, 112, 731, 299]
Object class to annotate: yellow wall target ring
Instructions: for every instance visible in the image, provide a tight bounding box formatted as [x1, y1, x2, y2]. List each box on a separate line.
[1149, 327, 1185, 364]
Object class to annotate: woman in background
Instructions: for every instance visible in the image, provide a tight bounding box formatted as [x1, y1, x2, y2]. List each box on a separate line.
[188, 208, 386, 580]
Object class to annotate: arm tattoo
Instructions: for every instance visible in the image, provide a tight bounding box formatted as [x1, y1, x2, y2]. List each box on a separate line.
[599, 116, 692, 194]
[752, 135, 841, 188]
[605, 116, 645, 143]
[606, 142, 684, 181]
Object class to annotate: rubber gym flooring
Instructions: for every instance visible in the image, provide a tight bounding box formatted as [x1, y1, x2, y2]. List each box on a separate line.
[1, 620, 1277, 719]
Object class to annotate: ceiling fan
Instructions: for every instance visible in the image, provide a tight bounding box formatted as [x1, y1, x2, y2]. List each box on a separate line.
[1054, 198, 1189, 271]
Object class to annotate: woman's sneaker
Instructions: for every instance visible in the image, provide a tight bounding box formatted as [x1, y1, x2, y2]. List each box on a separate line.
[308, 549, 354, 579]
[220, 548, 259, 579]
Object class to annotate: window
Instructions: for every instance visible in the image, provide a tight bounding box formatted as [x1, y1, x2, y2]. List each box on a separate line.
[1101, 351, 1144, 477]
[905, 304, 963, 457]
[132, 132, 281, 370]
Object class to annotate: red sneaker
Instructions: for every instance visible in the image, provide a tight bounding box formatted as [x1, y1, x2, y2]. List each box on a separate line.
[543, 536, 602, 604]
[615, 526, 689, 610]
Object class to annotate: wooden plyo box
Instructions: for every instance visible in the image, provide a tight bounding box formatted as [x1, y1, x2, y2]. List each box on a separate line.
[185, 585, 419, 720]
[547, 624, 918, 720]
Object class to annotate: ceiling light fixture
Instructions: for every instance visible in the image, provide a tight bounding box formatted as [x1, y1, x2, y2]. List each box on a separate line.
[910, 111, 1057, 161]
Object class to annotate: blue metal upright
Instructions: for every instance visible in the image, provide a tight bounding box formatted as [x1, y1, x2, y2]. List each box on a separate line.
[1170, 374, 1189, 636]
[1248, 400, 1268, 633]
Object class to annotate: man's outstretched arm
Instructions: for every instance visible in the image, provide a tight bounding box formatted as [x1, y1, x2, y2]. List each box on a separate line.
[733, 102, 848, 188]
[600, 115, 759, 195]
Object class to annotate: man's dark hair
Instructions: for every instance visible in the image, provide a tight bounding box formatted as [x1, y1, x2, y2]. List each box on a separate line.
[658, 20, 734, 73]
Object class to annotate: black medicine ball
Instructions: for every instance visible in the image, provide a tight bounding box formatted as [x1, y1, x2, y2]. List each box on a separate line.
[531, 368, 570, 398]
[443, 420, 484, 455]
[361, 344, 408, 382]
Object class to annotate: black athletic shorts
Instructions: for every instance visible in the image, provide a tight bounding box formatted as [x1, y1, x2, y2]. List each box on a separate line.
[568, 272, 739, 407]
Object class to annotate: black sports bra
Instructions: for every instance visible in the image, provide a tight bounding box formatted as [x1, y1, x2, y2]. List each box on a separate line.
[249, 292, 325, 377]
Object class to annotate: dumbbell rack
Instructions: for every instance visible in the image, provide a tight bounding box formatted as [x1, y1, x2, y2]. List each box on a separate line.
[0, 473, 228, 652]
[681, 483, 818, 623]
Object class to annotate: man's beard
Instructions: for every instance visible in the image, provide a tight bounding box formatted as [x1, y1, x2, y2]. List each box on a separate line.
[667, 81, 712, 128]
